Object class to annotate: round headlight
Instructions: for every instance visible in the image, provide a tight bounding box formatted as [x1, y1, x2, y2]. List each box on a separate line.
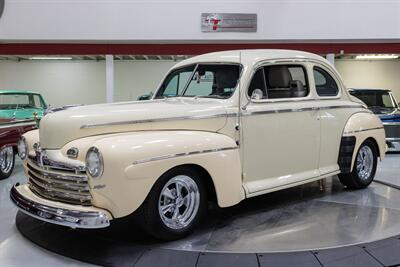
[17, 137, 28, 160]
[86, 147, 103, 178]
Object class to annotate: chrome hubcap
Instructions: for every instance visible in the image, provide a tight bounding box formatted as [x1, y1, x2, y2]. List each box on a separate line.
[0, 146, 14, 173]
[158, 175, 200, 230]
[356, 145, 374, 180]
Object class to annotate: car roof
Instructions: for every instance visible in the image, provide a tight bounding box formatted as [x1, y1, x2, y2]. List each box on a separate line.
[0, 90, 41, 95]
[173, 49, 328, 68]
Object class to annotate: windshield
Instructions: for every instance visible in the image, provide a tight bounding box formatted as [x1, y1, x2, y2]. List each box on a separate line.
[350, 90, 397, 109]
[155, 64, 241, 99]
[0, 94, 45, 110]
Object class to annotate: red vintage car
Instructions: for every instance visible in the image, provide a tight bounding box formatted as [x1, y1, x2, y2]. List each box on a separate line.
[0, 118, 37, 179]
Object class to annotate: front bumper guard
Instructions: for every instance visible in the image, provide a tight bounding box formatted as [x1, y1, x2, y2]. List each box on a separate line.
[10, 184, 110, 229]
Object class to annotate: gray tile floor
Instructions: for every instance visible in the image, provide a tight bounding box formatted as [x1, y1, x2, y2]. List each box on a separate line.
[1, 155, 399, 266]
[0, 160, 96, 267]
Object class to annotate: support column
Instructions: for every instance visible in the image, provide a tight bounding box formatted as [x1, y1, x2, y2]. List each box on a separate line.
[106, 55, 114, 103]
[326, 53, 335, 66]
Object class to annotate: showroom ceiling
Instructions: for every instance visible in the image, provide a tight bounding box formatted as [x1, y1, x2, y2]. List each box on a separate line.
[0, 55, 192, 61]
[1, 54, 399, 61]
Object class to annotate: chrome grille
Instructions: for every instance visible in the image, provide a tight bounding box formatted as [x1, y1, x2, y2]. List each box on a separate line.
[384, 124, 400, 138]
[26, 158, 92, 206]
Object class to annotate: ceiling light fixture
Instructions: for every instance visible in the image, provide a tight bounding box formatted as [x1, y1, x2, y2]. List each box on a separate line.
[29, 56, 73, 60]
[355, 54, 399, 60]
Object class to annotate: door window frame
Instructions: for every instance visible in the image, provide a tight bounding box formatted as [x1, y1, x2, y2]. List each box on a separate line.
[311, 62, 343, 100]
[245, 61, 314, 104]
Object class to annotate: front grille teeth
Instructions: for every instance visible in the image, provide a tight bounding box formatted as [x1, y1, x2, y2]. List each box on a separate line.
[26, 160, 92, 206]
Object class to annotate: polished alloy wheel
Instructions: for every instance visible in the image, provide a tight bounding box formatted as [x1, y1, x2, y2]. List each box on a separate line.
[0, 146, 14, 173]
[356, 145, 374, 180]
[158, 175, 200, 230]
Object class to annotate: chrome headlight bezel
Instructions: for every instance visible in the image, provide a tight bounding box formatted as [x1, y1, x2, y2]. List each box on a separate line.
[85, 147, 104, 178]
[17, 137, 28, 160]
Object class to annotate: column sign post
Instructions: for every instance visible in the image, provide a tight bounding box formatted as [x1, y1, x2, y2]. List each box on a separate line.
[201, 13, 257, 32]
[0, 0, 4, 19]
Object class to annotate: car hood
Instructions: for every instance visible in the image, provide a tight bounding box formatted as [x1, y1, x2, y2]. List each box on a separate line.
[372, 108, 400, 122]
[0, 109, 43, 120]
[39, 98, 230, 149]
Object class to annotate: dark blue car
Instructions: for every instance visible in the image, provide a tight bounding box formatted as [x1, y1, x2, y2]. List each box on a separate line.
[349, 89, 400, 151]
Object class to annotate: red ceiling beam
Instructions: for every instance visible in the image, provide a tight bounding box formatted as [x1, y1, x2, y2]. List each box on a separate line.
[0, 43, 400, 55]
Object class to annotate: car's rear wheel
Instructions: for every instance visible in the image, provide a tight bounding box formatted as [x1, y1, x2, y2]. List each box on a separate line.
[338, 139, 377, 189]
[137, 166, 207, 240]
[0, 146, 15, 180]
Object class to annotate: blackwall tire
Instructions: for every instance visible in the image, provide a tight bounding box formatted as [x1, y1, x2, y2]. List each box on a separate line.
[338, 139, 378, 189]
[137, 166, 207, 241]
[0, 146, 15, 180]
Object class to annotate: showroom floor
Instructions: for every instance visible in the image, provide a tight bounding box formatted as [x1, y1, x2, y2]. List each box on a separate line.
[1, 154, 399, 267]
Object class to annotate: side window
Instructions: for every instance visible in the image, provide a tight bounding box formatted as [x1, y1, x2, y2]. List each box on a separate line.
[248, 68, 266, 99]
[264, 65, 309, 99]
[313, 66, 339, 97]
[32, 95, 44, 108]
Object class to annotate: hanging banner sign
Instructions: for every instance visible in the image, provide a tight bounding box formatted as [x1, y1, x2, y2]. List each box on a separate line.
[201, 13, 257, 33]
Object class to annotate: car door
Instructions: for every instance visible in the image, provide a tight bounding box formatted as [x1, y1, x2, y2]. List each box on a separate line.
[241, 62, 321, 196]
[312, 64, 354, 175]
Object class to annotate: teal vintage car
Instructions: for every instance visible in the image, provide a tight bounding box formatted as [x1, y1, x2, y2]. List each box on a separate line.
[0, 91, 47, 120]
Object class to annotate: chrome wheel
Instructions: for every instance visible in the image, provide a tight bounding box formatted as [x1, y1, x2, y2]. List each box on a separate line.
[356, 145, 374, 180]
[158, 175, 200, 230]
[0, 146, 14, 174]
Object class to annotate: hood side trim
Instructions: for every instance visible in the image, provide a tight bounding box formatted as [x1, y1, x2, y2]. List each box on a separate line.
[80, 113, 237, 129]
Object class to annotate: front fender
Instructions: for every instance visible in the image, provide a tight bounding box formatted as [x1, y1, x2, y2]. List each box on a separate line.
[342, 112, 386, 172]
[82, 131, 243, 218]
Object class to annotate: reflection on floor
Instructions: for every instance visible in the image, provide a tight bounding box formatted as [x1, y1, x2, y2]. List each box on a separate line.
[1, 155, 400, 266]
[374, 153, 400, 188]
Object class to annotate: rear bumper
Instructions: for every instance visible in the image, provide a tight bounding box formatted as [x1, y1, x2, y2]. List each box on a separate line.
[10, 184, 111, 229]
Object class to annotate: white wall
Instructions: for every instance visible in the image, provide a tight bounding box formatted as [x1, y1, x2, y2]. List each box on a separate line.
[336, 59, 400, 101]
[0, 60, 176, 106]
[1, 59, 399, 107]
[0, 0, 399, 42]
[114, 61, 176, 102]
[0, 60, 106, 106]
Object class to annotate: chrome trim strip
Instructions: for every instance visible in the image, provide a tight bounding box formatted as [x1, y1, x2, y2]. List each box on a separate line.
[10, 185, 110, 229]
[28, 152, 86, 173]
[386, 137, 400, 141]
[243, 105, 364, 116]
[0, 121, 36, 129]
[344, 126, 384, 135]
[382, 122, 400, 126]
[80, 113, 235, 129]
[81, 105, 364, 129]
[27, 160, 88, 181]
[132, 146, 238, 165]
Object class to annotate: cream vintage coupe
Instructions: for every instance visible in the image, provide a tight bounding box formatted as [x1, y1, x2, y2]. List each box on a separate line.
[11, 50, 386, 240]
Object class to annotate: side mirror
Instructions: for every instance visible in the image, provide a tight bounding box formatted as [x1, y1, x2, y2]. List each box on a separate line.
[251, 89, 264, 100]
[137, 92, 153, 101]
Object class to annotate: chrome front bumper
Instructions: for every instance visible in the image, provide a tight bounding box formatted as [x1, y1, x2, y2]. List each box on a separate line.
[10, 184, 110, 229]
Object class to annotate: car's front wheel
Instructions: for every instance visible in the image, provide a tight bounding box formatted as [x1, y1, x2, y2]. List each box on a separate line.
[0, 146, 15, 180]
[338, 139, 378, 189]
[137, 166, 207, 240]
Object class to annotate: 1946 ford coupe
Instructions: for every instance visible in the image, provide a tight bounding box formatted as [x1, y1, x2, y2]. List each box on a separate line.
[10, 50, 386, 240]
